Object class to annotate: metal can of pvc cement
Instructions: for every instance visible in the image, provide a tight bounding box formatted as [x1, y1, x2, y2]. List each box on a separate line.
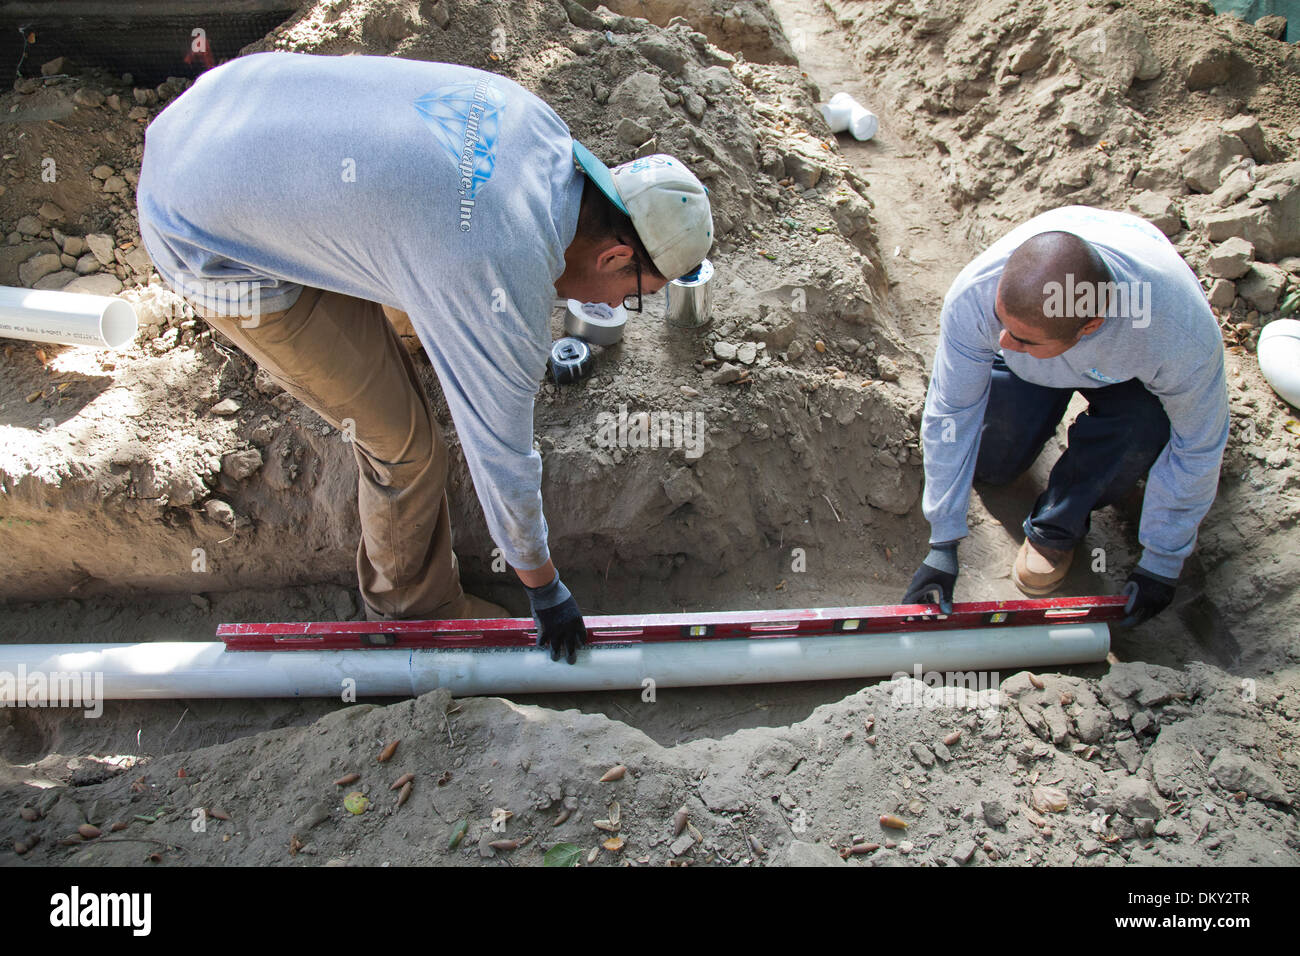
[664, 258, 714, 329]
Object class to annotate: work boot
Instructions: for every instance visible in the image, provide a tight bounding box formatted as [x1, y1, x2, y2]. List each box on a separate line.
[431, 593, 510, 621]
[1012, 538, 1074, 597]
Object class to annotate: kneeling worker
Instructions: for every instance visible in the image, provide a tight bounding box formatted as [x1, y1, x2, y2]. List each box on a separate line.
[137, 52, 713, 663]
[902, 205, 1228, 626]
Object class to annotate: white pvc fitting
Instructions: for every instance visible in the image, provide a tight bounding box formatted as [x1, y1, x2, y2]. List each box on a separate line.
[0, 285, 138, 349]
[1258, 318, 1300, 408]
[0, 623, 1108, 700]
[818, 92, 878, 141]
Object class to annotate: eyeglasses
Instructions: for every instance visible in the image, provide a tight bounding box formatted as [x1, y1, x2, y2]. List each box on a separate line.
[622, 256, 643, 313]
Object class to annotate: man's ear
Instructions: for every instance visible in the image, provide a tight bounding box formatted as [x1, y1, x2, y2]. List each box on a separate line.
[594, 241, 636, 274]
[1079, 317, 1105, 337]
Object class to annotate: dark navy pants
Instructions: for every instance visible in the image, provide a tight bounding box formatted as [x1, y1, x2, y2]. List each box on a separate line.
[974, 355, 1171, 552]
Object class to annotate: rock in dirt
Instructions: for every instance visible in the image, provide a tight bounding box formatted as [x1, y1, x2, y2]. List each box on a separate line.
[1207, 278, 1236, 310]
[1206, 237, 1256, 279]
[85, 234, 116, 266]
[1128, 191, 1181, 237]
[1238, 263, 1287, 313]
[19, 252, 62, 287]
[951, 840, 977, 865]
[1110, 776, 1164, 819]
[1065, 12, 1161, 89]
[222, 449, 264, 481]
[775, 840, 846, 867]
[1221, 115, 1269, 163]
[1183, 131, 1249, 194]
[981, 800, 1009, 828]
[1208, 751, 1291, 805]
[1184, 44, 1234, 91]
[210, 399, 241, 416]
[63, 274, 123, 296]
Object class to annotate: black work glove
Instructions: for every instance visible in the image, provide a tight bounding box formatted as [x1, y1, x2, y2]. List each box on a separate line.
[525, 572, 587, 664]
[902, 541, 958, 615]
[1119, 568, 1177, 627]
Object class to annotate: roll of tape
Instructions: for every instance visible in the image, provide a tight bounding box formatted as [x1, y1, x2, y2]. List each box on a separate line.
[564, 300, 628, 345]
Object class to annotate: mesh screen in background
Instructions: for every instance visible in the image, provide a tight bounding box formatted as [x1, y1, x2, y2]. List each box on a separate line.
[0, 1, 298, 85]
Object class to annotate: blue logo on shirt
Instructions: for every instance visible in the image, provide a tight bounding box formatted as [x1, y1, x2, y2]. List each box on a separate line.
[1084, 367, 1123, 385]
[413, 79, 505, 231]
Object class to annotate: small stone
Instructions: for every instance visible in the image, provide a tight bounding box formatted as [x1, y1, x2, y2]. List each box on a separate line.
[63, 273, 122, 296]
[33, 270, 75, 290]
[909, 743, 936, 768]
[1207, 278, 1236, 310]
[712, 362, 744, 385]
[92, 165, 115, 180]
[62, 235, 86, 257]
[670, 832, 696, 856]
[1131, 711, 1153, 735]
[72, 88, 105, 108]
[1206, 237, 1256, 279]
[221, 449, 264, 481]
[713, 341, 737, 361]
[37, 202, 65, 222]
[85, 233, 116, 266]
[1208, 751, 1291, 805]
[951, 841, 976, 864]
[1238, 263, 1288, 313]
[75, 253, 101, 275]
[210, 398, 241, 416]
[204, 499, 235, 524]
[1112, 776, 1164, 819]
[40, 57, 67, 76]
[1153, 819, 1176, 838]
[16, 215, 43, 236]
[18, 252, 63, 287]
[736, 342, 757, 365]
[101, 175, 128, 194]
[981, 800, 1010, 828]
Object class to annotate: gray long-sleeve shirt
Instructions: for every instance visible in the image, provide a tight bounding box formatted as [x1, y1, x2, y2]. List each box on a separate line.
[921, 205, 1229, 579]
[137, 52, 585, 570]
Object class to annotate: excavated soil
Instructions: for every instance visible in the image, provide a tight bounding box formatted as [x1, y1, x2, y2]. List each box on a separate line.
[0, 0, 1297, 867]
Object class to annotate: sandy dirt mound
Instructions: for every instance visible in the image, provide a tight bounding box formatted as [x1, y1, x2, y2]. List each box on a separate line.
[2, 662, 1296, 865]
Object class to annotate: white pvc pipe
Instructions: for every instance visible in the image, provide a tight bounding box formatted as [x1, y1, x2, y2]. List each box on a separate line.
[0, 285, 138, 349]
[819, 92, 879, 141]
[0, 623, 1108, 700]
[1258, 318, 1300, 408]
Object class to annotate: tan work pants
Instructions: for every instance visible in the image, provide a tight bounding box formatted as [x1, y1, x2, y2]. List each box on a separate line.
[199, 288, 463, 620]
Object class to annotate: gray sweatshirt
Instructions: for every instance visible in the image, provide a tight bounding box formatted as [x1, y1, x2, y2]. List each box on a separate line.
[137, 52, 585, 571]
[922, 205, 1229, 579]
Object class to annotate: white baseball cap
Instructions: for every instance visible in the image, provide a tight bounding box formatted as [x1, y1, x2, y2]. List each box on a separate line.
[572, 141, 713, 280]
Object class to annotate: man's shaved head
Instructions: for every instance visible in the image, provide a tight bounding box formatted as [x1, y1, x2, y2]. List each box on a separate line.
[997, 231, 1112, 340]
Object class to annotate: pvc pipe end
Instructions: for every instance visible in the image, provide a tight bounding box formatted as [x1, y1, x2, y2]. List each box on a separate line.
[101, 298, 138, 350]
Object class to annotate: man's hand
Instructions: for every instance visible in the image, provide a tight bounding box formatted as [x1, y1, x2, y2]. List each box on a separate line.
[525, 572, 587, 664]
[1119, 568, 1176, 627]
[902, 542, 959, 615]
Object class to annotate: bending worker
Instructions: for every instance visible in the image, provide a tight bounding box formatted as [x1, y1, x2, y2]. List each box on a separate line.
[902, 205, 1228, 626]
[137, 52, 712, 663]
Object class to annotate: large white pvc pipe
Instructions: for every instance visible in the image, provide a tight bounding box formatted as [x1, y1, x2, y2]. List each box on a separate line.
[0, 285, 138, 349]
[1258, 318, 1300, 408]
[0, 623, 1108, 700]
